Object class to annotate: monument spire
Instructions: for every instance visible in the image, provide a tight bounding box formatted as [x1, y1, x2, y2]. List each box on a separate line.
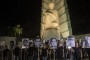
[42, 0, 72, 39]
[41, 1, 60, 40]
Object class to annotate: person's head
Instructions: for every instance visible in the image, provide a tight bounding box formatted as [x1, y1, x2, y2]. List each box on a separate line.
[75, 42, 79, 47]
[59, 42, 62, 47]
[48, 3, 54, 9]
[16, 44, 20, 48]
[43, 43, 46, 48]
[23, 40, 28, 46]
[64, 42, 66, 45]
[5, 45, 8, 49]
[35, 45, 37, 48]
[29, 42, 33, 47]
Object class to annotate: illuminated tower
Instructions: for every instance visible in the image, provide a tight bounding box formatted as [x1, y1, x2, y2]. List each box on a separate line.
[41, 0, 72, 40]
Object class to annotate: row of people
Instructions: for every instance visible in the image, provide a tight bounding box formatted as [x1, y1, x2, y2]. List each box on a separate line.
[2, 41, 90, 60]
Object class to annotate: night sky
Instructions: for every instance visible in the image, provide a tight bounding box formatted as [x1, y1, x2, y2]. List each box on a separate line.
[0, 0, 42, 37]
[0, 0, 90, 37]
[67, 0, 90, 35]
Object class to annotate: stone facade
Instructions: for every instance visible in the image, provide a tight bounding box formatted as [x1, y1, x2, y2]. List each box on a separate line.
[41, 0, 72, 40]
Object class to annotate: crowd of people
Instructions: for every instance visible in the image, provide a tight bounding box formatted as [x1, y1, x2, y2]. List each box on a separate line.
[0, 40, 90, 60]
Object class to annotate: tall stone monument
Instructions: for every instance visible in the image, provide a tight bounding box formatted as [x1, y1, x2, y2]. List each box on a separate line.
[41, 0, 72, 40]
[41, 2, 60, 40]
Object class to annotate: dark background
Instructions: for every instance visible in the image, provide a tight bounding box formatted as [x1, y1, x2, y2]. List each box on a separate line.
[0, 0, 90, 37]
[67, 0, 90, 35]
[0, 0, 42, 37]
